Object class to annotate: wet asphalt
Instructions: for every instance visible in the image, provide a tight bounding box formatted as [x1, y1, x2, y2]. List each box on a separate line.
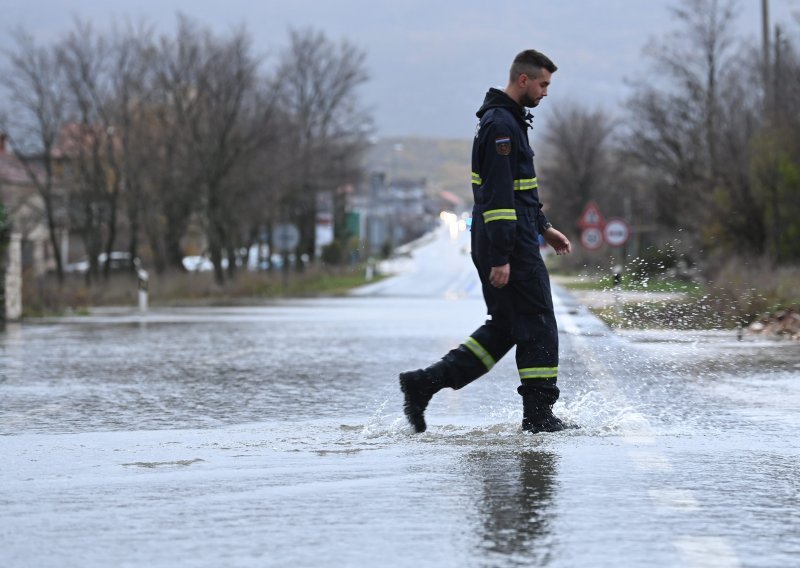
[1, 223, 799, 567]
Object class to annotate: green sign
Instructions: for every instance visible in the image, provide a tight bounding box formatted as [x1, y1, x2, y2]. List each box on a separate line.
[345, 212, 360, 238]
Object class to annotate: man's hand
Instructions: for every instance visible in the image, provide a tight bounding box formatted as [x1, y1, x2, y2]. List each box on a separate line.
[489, 263, 510, 288]
[544, 227, 572, 255]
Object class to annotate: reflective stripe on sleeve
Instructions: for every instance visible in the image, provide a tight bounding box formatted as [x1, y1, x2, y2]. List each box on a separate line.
[513, 177, 538, 191]
[482, 209, 517, 223]
[463, 337, 496, 371]
[471, 174, 537, 191]
[519, 367, 558, 380]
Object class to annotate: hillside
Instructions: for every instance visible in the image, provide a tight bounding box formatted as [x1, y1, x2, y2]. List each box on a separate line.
[364, 136, 473, 205]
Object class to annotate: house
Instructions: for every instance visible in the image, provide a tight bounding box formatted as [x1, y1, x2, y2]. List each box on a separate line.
[0, 133, 57, 277]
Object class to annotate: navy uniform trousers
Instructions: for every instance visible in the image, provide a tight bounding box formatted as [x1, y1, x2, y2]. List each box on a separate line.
[440, 204, 560, 405]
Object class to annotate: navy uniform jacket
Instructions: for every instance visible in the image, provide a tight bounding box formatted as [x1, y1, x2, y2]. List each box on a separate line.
[471, 88, 550, 273]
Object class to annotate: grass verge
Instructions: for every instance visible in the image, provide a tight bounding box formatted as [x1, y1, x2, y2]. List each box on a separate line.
[21, 264, 386, 317]
[555, 260, 799, 330]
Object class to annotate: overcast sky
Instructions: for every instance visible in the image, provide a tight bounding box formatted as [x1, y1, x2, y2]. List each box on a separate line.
[2, 0, 799, 139]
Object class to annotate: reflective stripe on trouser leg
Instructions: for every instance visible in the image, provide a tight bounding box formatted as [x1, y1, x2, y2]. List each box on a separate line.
[463, 337, 495, 371]
[439, 323, 515, 390]
[514, 312, 560, 405]
[519, 367, 558, 380]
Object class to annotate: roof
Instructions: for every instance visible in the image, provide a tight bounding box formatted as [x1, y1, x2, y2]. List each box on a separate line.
[0, 152, 33, 186]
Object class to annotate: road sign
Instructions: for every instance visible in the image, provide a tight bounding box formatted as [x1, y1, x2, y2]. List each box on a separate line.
[580, 227, 604, 250]
[603, 218, 630, 248]
[272, 223, 300, 251]
[578, 201, 605, 229]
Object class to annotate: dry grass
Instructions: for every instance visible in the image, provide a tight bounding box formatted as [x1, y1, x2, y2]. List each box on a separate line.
[588, 258, 799, 330]
[21, 264, 379, 316]
[703, 258, 799, 325]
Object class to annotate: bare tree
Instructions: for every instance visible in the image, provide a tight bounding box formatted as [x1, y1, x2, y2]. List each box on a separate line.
[540, 102, 615, 235]
[625, 0, 741, 247]
[58, 20, 161, 281]
[147, 17, 210, 274]
[3, 19, 374, 288]
[0, 31, 68, 281]
[152, 16, 281, 283]
[107, 21, 157, 275]
[668, 0, 738, 180]
[707, 47, 768, 255]
[625, 85, 708, 230]
[58, 21, 120, 282]
[275, 28, 372, 269]
[751, 26, 800, 262]
[624, 0, 800, 266]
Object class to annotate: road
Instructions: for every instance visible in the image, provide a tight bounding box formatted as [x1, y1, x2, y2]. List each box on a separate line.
[1, 221, 799, 567]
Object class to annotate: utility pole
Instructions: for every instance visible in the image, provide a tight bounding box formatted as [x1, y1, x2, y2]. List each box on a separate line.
[762, 0, 770, 95]
[774, 24, 782, 114]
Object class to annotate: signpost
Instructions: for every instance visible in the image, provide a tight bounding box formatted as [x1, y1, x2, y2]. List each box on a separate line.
[272, 223, 300, 294]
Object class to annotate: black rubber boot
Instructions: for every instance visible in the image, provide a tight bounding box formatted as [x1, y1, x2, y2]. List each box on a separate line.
[399, 363, 449, 433]
[518, 387, 570, 433]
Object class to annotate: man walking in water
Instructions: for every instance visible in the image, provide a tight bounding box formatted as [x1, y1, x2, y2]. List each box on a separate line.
[400, 49, 573, 433]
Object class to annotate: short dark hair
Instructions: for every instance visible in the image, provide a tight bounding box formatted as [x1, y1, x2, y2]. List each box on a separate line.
[509, 49, 557, 82]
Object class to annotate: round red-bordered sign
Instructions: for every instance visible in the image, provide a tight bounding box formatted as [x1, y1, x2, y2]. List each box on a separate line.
[580, 227, 604, 251]
[603, 218, 630, 248]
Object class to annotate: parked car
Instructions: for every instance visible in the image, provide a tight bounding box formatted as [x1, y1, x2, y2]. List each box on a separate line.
[182, 256, 215, 272]
[65, 252, 132, 273]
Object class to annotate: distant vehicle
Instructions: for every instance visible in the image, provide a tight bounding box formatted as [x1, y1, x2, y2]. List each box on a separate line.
[65, 252, 132, 273]
[182, 255, 235, 272]
[181, 255, 216, 272]
[183, 248, 291, 272]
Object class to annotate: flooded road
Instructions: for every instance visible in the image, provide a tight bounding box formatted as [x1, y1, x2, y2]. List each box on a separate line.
[2, 224, 799, 567]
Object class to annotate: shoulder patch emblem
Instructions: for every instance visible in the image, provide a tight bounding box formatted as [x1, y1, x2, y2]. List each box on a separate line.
[495, 136, 511, 156]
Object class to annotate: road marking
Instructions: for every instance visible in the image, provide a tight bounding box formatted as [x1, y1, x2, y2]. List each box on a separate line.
[621, 434, 657, 445]
[675, 536, 742, 568]
[553, 287, 742, 567]
[647, 489, 700, 511]
[627, 450, 673, 472]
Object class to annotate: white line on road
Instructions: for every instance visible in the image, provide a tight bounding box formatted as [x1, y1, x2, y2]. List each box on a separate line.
[627, 450, 674, 472]
[675, 536, 742, 568]
[552, 286, 742, 568]
[647, 489, 701, 511]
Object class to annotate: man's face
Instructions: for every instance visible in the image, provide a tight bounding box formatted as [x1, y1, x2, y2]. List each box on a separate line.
[520, 69, 552, 108]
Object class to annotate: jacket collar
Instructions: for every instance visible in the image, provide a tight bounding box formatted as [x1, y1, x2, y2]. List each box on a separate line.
[476, 88, 534, 129]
